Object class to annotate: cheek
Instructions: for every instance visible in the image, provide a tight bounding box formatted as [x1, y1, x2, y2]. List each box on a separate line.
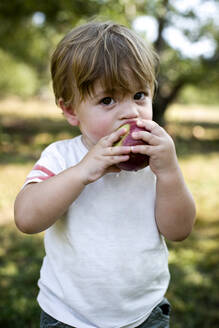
[86, 119, 112, 141]
[148, 112, 153, 120]
[92, 122, 111, 139]
[142, 104, 153, 120]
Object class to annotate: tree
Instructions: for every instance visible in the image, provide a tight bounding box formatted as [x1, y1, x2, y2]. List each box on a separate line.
[0, 0, 102, 87]
[142, 0, 219, 124]
[0, 0, 218, 123]
[104, 0, 219, 124]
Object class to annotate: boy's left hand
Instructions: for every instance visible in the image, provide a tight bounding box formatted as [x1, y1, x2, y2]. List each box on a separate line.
[131, 120, 178, 176]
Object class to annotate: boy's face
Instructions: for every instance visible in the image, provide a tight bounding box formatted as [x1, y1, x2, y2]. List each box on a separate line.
[69, 80, 153, 150]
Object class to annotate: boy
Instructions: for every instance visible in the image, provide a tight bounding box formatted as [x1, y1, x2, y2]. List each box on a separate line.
[14, 21, 196, 328]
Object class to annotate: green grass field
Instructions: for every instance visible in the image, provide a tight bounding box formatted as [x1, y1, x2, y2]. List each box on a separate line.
[0, 98, 219, 327]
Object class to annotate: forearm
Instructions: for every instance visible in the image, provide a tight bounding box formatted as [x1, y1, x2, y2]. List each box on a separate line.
[14, 165, 85, 234]
[155, 166, 196, 241]
[14, 128, 133, 234]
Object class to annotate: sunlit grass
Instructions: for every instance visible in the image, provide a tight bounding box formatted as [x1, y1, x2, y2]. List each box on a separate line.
[0, 95, 61, 119]
[166, 103, 219, 123]
[180, 152, 219, 222]
[0, 164, 33, 224]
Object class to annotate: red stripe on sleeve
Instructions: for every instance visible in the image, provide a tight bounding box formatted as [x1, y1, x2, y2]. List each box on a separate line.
[33, 165, 55, 177]
[25, 175, 52, 182]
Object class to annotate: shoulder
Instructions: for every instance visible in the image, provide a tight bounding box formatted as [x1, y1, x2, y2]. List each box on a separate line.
[41, 135, 83, 156]
[40, 135, 87, 168]
[42, 137, 77, 152]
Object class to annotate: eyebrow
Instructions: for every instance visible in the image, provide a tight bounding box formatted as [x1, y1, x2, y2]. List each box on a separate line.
[90, 89, 115, 99]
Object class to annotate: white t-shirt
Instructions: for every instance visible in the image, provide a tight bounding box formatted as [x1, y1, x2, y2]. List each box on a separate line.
[24, 135, 170, 328]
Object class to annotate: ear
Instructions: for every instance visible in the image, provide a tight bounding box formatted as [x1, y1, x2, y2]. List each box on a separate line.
[59, 98, 80, 126]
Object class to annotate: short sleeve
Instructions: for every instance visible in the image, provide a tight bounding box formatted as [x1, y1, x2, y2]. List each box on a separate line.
[22, 142, 66, 188]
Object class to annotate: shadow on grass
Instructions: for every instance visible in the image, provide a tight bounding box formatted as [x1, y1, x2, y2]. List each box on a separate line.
[1, 116, 218, 165]
[167, 216, 219, 328]
[0, 224, 44, 328]
[166, 120, 219, 158]
[0, 116, 80, 164]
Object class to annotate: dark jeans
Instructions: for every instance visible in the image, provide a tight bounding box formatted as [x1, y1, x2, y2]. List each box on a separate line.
[40, 298, 171, 328]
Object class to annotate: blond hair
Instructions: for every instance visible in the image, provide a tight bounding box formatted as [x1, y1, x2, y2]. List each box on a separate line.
[51, 21, 159, 107]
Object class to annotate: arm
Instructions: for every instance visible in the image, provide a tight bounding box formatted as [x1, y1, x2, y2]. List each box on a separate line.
[14, 165, 85, 234]
[14, 128, 131, 234]
[155, 166, 196, 241]
[131, 120, 196, 241]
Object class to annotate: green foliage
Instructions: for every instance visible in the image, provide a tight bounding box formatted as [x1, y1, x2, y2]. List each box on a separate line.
[179, 85, 219, 105]
[0, 50, 38, 98]
[0, 225, 44, 328]
[0, 0, 104, 99]
[0, 0, 218, 121]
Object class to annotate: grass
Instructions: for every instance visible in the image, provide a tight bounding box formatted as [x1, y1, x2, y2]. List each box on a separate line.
[166, 152, 219, 327]
[0, 97, 219, 327]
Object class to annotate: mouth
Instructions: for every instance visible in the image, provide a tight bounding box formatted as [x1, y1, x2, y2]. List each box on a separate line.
[119, 120, 138, 129]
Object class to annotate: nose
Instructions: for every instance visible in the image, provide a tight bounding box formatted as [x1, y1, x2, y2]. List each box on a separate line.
[119, 102, 139, 120]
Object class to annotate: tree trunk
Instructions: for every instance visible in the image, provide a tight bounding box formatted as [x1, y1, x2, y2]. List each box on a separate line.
[152, 96, 168, 126]
[153, 80, 185, 126]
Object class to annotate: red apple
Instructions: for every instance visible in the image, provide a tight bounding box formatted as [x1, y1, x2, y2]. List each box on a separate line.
[114, 121, 149, 171]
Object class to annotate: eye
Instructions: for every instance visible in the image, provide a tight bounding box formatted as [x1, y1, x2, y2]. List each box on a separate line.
[134, 92, 146, 100]
[100, 97, 115, 106]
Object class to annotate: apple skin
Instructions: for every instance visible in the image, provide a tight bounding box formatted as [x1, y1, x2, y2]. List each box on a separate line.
[114, 121, 149, 171]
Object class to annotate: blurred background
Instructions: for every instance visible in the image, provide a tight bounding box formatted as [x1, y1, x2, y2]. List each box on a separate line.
[0, 0, 219, 327]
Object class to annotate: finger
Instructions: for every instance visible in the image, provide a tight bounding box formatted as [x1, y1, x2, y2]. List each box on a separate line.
[107, 154, 130, 165]
[137, 120, 163, 136]
[131, 144, 153, 156]
[132, 130, 159, 146]
[105, 145, 131, 156]
[102, 127, 128, 147]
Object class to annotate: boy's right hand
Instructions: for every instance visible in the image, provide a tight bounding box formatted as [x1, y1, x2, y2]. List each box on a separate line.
[77, 128, 131, 185]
